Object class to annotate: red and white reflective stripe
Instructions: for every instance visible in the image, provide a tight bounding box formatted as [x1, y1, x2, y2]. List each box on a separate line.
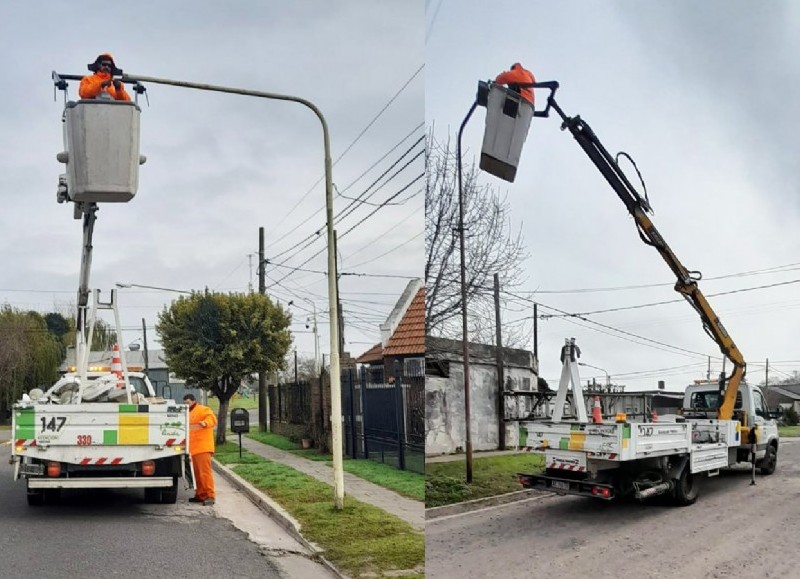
[15, 439, 37, 447]
[79, 457, 124, 465]
[165, 438, 186, 447]
[547, 462, 586, 472]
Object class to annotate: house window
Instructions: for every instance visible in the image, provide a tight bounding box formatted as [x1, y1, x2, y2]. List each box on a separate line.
[404, 357, 425, 377]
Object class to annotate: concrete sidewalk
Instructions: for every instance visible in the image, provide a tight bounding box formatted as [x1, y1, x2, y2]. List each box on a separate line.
[238, 436, 424, 531]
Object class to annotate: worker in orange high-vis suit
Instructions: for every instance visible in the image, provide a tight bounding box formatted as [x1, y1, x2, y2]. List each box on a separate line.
[494, 62, 535, 105]
[79, 53, 131, 102]
[183, 393, 217, 506]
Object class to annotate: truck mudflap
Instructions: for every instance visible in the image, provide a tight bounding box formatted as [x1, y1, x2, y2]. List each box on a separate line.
[518, 472, 615, 500]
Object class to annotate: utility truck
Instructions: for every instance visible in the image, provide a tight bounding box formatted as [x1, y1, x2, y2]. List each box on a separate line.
[476, 80, 779, 505]
[10, 74, 191, 506]
[518, 345, 778, 505]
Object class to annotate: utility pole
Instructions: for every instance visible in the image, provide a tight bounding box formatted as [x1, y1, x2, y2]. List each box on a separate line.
[493, 274, 506, 450]
[294, 349, 298, 385]
[533, 303, 538, 362]
[707, 356, 711, 381]
[765, 358, 769, 390]
[248, 253, 254, 294]
[334, 230, 344, 353]
[141, 318, 149, 376]
[309, 306, 320, 374]
[258, 227, 268, 433]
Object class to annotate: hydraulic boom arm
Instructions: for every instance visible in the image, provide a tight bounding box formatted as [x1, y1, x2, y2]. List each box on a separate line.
[539, 88, 745, 420]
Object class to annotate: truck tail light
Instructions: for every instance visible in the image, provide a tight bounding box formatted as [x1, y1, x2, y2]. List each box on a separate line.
[591, 486, 611, 498]
[142, 461, 155, 476]
[47, 462, 61, 477]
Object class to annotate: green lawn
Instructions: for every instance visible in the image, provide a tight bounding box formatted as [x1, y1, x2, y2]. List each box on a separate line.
[206, 394, 260, 412]
[246, 431, 425, 501]
[779, 425, 800, 437]
[426, 453, 545, 508]
[216, 443, 423, 578]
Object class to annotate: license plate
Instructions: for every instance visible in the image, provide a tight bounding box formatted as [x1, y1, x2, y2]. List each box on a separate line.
[551, 480, 570, 492]
[20, 463, 44, 476]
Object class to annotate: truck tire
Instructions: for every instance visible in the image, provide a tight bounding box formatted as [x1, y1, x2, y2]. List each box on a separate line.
[759, 444, 778, 475]
[27, 489, 44, 506]
[673, 466, 698, 506]
[144, 488, 162, 504]
[44, 489, 61, 503]
[160, 477, 178, 504]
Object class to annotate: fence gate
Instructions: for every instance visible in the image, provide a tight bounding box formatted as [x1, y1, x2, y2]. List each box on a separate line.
[341, 361, 424, 474]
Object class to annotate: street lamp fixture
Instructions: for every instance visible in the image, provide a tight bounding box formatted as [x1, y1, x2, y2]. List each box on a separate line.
[578, 362, 611, 388]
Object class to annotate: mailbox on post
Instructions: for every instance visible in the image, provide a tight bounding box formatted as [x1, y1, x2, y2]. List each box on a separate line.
[230, 408, 250, 460]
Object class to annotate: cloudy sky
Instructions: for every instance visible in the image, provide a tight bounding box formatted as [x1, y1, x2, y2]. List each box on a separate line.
[0, 2, 424, 368]
[426, 0, 800, 391]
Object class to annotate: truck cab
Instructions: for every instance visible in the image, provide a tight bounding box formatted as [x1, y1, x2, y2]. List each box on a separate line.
[682, 381, 779, 472]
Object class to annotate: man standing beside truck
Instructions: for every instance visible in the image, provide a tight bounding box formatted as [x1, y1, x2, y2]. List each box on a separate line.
[183, 393, 217, 506]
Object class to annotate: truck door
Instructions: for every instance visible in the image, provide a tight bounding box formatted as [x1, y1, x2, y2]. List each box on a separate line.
[752, 388, 777, 449]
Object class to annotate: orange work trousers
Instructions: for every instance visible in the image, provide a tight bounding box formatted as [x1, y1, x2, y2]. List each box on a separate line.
[191, 452, 216, 501]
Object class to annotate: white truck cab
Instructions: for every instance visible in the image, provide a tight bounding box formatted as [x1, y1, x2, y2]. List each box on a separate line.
[683, 381, 779, 472]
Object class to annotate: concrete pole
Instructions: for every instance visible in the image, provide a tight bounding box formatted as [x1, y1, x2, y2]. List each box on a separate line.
[259, 227, 268, 433]
[117, 74, 345, 508]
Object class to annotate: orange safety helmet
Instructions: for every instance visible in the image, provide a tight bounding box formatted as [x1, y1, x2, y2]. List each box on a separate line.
[87, 53, 123, 75]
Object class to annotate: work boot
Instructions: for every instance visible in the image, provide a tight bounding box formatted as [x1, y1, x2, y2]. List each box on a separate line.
[188, 497, 203, 503]
[204, 498, 216, 506]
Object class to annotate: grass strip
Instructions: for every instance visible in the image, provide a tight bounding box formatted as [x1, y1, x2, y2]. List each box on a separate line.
[216, 442, 423, 578]
[425, 453, 545, 508]
[207, 394, 259, 412]
[247, 431, 425, 501]
[778, 425, 800, 437]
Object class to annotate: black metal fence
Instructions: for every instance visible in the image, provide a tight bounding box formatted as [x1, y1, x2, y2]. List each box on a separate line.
[341, 361, 424, 474]
[269, 381, 312, 425]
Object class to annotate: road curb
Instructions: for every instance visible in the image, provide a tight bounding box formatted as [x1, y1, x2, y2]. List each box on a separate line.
[426, 488, 552, 519]
[211, 460, 345, 579]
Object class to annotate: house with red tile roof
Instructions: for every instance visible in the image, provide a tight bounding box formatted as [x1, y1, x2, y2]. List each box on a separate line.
[355, 278, 425, 378]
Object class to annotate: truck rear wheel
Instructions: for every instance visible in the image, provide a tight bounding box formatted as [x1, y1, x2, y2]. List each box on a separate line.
[673, 466, 698, 506]
[144, 488, 162, 504]
[27, 489, 44, 506]
[160, 477, 178, 504]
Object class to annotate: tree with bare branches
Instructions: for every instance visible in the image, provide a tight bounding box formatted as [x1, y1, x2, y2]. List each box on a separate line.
[425, 133, 529, 346]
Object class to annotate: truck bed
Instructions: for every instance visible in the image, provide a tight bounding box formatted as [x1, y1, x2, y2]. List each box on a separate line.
[523, 418, 740, 468]
[12, 401, 190, 465]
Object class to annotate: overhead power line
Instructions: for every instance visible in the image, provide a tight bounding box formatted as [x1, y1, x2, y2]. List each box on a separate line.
[265, 65, 423, 243]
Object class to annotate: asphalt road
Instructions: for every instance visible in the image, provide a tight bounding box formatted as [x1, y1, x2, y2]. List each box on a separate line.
[0, 435, 331, 579]
[426, 438, 800, 579]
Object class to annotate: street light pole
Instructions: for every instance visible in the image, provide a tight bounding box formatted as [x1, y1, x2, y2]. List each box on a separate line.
[115, 74, 345, 510]
[578, 362, 610, 388]
[457, 99, 479, 483]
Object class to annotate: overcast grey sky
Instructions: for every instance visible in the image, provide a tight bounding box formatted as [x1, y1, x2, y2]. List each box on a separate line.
[0, 1, 424, 366]
[426, 0, 800, 391]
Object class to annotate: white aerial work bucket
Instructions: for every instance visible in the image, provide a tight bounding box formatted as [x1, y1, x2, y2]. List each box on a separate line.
[57, 99, 145, 203]
[479, 83, 533, 183]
